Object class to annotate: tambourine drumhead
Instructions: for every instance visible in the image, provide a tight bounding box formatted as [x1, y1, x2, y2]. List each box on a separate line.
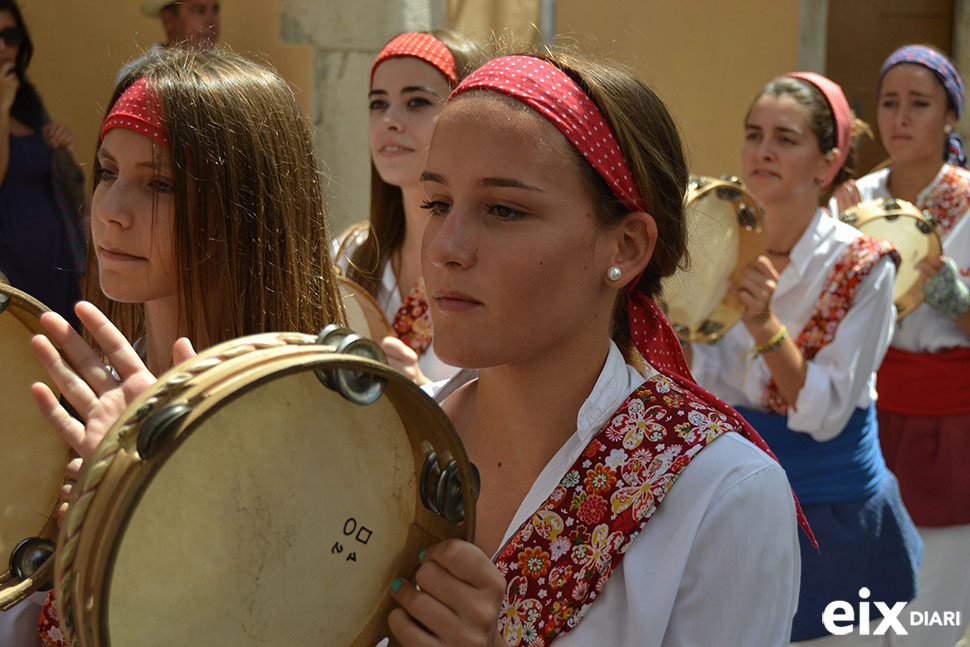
[0, 282, 68, 610]
[56, 332, 475, 647]
[839, 198, 942, 319]
[338, 275, 393, 342]
[660, 176, 765, 343]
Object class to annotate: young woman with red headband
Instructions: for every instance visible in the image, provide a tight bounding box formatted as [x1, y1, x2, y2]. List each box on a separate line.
[687, 73, 921, 645]
[334, 31, 483, 384]
[26, 47, 343, 645]
[851, 45, 970, 647]
[382, 51, 804, 647]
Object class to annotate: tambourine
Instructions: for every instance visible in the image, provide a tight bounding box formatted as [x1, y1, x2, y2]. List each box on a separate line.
[54, 327, 477, 647]
[338, 274, 394, 341]
[660, 175, 766, 342]
[0, 278, 69, 610]
[838, 197, 942, 319]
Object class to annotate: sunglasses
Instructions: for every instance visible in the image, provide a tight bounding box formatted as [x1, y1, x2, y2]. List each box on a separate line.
[0, 27, 24, 46]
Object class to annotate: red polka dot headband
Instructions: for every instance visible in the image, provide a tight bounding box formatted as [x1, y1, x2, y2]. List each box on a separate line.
[371, 32, 458, 86]
[452, 55, 645, 213]
[784, 72, 851, 187]
[100, 77, 169, 147]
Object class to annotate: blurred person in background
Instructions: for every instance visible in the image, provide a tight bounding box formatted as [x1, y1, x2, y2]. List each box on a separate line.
[853, 44, 970, 647]
[117, 0, 220, 82]
[333, 30, 484, 384]
[0, 0, 85, 325]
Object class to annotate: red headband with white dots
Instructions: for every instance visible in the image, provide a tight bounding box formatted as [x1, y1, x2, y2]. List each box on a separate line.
[371, 32, 458, 86]
[100, 77, 169, 146]
[452, 55, 645, 213]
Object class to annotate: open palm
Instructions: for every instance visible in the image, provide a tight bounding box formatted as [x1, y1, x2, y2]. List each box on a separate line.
[30, 301, 195, 461]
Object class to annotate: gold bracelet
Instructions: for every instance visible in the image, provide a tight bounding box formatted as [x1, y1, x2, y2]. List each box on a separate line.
[754, 324, 788, 355]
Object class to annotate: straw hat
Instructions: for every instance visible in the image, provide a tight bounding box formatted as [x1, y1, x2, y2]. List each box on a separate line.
[140, 1, 177, 16]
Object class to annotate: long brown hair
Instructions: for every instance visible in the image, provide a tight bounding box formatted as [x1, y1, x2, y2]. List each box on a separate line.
[343, 30, 485, 297]
[86, 47, 343, 346]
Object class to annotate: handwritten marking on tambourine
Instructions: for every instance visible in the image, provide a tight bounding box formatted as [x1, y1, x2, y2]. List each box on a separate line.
[332, 517, 373, 563]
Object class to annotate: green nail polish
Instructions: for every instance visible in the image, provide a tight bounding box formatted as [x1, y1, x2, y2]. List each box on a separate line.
[390, 578, 403, 593]
[418, 549, 427, 562]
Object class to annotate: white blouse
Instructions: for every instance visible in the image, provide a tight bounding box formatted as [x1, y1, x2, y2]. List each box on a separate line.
[332, 228, 458, 383]
[428, 342, 800, 647]
[690, 208, 897, 442]
[853, 164, 970, 352]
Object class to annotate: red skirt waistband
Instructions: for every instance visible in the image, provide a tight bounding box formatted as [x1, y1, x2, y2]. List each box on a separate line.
[877, 346, 970, 416]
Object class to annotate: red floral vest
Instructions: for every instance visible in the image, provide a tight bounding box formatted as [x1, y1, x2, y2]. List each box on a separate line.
[762, 235, 899, 414]
[496, 372, 741, 645]
[919, 164, 970, 236]
[391, 277, 432, 354]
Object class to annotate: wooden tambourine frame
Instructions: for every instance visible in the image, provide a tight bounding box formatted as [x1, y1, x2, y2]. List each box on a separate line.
[0, 280, 68, 610]
[839, 197, 943, 320]
[337, 274, 394, 341]
[55, 330, 476, 647]
[659, 175, 766, 343]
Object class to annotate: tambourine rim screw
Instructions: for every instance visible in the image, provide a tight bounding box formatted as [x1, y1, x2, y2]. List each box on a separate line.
[9, 537, 56, 582]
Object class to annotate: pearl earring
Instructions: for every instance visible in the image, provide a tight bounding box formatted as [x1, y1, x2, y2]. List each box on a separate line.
[607, 266, 622, 281]
[945, 124, 954, 134]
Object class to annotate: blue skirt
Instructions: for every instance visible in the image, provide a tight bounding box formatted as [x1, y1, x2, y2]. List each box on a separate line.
[792, 472, 922, 641]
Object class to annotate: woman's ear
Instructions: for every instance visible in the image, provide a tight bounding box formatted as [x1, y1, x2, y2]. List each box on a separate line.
[816, 147, 840, 185]
[607, 211, 657, 287]
[945, 110, 958, 133]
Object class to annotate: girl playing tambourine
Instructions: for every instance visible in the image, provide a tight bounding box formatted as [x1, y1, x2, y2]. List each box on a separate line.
[687, 72, 922, 645]
[28, 47, 344, 646]
[852, 45, 970, 647]
[384, 51, 809, 647]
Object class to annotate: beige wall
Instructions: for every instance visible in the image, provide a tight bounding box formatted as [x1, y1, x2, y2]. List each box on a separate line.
[19, 1, 313, 179]
[557, 1, 800, 179]
[22, 1, 799, 217]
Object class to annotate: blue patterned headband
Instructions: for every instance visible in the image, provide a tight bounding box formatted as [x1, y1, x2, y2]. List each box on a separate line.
[880, 45, 967, 168]
[880, 45, 963, 118]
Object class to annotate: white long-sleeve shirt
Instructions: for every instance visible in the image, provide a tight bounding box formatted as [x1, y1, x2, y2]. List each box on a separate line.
[690, 208, 897, 442]
[428, 342, 800, 647]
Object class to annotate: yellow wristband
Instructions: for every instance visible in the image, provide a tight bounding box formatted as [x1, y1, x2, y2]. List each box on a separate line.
[754, 324, 788, 355]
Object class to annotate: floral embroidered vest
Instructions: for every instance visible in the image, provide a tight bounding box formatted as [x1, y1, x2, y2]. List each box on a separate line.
[391, 277, 432, 354]
[762, 235, 899, 414]
[496, 372, 741, 646]
[918, 164, 970, 236]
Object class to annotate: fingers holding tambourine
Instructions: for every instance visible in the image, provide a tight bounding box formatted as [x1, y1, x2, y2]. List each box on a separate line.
[917, 255, 946, 281]
[57, 457, 83, 523]
[172, 337, 197, 366]
[832, 179, 862, 216]
[734, 256, 779, 315]
[381, 335, 431, 386]
[389, 539, 505, 646]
